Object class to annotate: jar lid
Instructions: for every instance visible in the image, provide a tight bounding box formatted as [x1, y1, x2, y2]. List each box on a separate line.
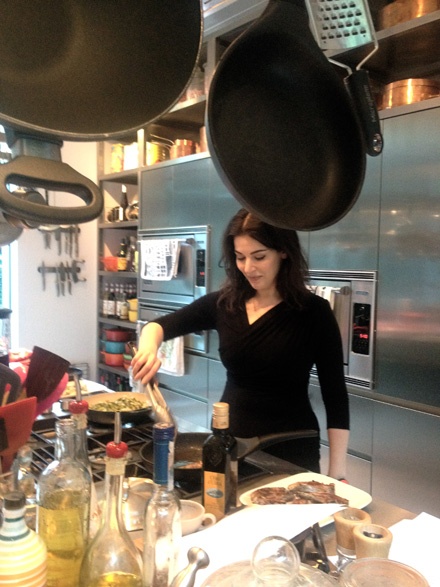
[4, 491, 26, 510]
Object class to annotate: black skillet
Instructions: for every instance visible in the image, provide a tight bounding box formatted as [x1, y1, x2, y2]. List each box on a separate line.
[207, 0, 366, 231]
[0, 1, 202, 226]
[140, 429, 318, 483]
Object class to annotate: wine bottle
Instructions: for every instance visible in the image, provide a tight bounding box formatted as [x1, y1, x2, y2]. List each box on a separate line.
[37, 419, 91, 587]
[102, 282, 110, 317]
[0, 490, 47, 587]
[120, 184, 129, 220]
[79, 413, 143, 587]
[118, 237, 128, 271]
[143, 423, 181, 587]
[202, 402, 238, 520]
[108, 283, 117, 318]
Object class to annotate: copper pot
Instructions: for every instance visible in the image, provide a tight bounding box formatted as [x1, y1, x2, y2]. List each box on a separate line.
[379, 0, 439, 29]
[170, 139, 197, 159]
[382, 78, 440, 108]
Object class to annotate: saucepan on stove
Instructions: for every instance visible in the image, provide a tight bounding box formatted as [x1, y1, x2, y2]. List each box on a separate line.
[140, 429, 318, 483]
[86, 392, 153, 426]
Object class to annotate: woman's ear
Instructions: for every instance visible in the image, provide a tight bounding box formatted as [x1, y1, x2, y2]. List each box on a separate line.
[280, 251, 288, 259]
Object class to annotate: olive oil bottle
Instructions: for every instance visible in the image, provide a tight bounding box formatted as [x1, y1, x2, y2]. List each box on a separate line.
[37, 419, 91, 587]
[202, 402, 238, 520]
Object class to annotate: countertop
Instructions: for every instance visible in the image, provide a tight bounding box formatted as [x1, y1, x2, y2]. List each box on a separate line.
[230, 449, 416, 557]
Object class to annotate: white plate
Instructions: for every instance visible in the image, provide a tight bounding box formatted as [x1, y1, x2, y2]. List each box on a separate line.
[60, 379, 108, 398]
[239, 472, 372, 525]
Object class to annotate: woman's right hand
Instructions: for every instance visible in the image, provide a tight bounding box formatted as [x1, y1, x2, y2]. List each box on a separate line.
[131, 322, 164, 385]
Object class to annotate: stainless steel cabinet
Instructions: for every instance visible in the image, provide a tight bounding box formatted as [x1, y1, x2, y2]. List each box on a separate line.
[377, 107, 440, 408]
[372, 401, 440, 516]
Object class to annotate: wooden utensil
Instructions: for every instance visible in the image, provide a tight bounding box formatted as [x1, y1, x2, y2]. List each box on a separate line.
[25, 346, 70, 405]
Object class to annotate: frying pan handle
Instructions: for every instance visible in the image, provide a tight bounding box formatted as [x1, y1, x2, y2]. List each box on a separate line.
[346, 69, 383, 157]
[238, 429, 318, 460]
[0, 155, 103, 224]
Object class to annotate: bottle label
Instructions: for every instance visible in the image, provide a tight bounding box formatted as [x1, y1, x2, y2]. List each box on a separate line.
[203, 471, 227, 520]
[117, 257, 128, 271]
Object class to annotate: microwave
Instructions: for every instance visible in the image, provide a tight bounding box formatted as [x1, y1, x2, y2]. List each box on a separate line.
[138, 225, 210, 309]
[308, 270, 377, 389]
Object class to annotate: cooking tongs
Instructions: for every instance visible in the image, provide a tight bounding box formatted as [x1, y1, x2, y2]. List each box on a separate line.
[126, 342, 177, 431]
[305, 0, 383, 156]
[145, 380, 177, 432]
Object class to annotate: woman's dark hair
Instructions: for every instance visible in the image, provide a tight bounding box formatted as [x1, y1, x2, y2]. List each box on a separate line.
[218, 208, 310, 311]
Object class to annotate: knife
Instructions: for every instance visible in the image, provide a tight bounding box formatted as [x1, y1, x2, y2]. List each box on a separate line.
[74, 225, 79, 258]
[55, 228, 61, 255]
[41, 261, 46, 291]
[65, 262, 72, 294]
[55, 264, 61, 296]
[59, 262, 66, 296]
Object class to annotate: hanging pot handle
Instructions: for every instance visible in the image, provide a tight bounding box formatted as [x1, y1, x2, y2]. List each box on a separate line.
[0, 155, 103, 224]
[346, 69, 384, 157]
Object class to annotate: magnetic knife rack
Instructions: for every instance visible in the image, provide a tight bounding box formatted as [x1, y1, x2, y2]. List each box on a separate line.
[38, 260, 85, 280]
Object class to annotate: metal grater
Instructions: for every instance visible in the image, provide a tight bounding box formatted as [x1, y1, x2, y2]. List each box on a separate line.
[305, 0, 384, 157]
[306, 0, 376, 55]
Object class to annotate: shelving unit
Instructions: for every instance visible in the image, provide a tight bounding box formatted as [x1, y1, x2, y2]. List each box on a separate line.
[96, 61, 208, 389]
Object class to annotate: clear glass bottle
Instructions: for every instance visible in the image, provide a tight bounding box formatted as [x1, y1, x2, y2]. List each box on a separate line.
[143, 423, 181, 587]
[202, 402, 238, 520]
[79, 414, 143, 587]
[69, 395, 101, 538]
[11, 443, 37, 529]
[0, 490, 47, 587]
[37, 418, 91, 587]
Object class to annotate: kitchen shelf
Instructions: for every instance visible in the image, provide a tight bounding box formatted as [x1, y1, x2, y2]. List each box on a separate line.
[159, 96, 207, 129]
[98, 317, 137, 330]
[98, 363, 129, 377]
[98, 271, 138, 278]
[97, 168, 139, 183]
[98, 220, 138, 230]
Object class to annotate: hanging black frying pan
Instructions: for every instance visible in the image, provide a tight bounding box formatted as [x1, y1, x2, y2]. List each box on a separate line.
[140, 429, 318, 483]
[207, 0, 366, 231]
[0, 0, 202, 226]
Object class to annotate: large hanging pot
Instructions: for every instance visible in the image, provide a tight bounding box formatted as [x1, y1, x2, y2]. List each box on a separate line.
[207, 0, 366, 231]
[0, 1, 202, 228]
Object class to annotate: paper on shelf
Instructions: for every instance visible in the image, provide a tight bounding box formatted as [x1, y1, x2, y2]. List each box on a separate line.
[140, 238, 181, 281]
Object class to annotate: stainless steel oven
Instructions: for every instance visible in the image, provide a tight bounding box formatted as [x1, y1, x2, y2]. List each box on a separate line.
[138, 305, 208, 354]
[138, 225, 210, 309]
[308, 270, 377, 389]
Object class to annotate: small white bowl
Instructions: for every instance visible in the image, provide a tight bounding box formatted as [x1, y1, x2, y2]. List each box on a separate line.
[181, 500, 216, 536]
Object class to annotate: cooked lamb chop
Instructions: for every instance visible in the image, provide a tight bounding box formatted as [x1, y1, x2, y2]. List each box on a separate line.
[250, 480, 349, 505]
[250, 486, 289, 505]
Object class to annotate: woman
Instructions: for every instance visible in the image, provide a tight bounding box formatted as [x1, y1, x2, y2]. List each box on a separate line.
[132, 209, 349, 477]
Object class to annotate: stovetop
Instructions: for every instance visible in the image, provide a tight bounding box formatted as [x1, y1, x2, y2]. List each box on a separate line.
[29, 410, 269, 500]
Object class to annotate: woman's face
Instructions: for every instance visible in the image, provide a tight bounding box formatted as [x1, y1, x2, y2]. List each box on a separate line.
[234, 235, 286, 294]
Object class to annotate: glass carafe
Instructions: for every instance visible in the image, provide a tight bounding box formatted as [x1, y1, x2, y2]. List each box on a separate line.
[79, 413, 142, 587]
[37, 418, 91, 587]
